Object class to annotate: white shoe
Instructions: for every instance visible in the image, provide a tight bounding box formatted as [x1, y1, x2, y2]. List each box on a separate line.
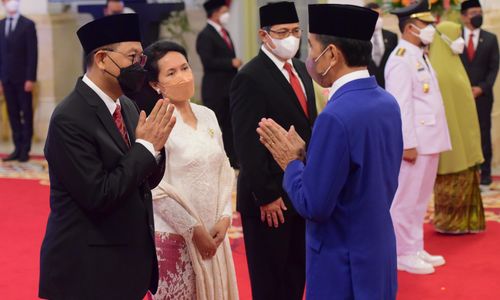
[397, 255, 435, 274]
[417, 250, 445, 267]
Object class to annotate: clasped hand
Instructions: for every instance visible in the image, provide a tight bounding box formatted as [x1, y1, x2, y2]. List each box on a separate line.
[135, 99, 176, 151]
[256, 118, 306, 171]
[192, 218, 230, 260]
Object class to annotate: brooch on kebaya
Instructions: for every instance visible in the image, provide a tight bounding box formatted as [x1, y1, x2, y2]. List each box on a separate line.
[208, 128, 215, 138]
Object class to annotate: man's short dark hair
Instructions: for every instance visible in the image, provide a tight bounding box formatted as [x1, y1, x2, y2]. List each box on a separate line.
[207, 6, 224, 19]
[316, 34, 372, 67]
[398, 18, 418, 33]
[365, 2, 380, 10]
[143, 40, 188, 83]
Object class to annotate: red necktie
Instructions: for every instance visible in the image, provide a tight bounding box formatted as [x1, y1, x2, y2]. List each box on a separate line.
[221, 28, 233, 50]
[467, 33, 475, 61]
[284, 62, 309, 118]
[113, 104, 130, 147]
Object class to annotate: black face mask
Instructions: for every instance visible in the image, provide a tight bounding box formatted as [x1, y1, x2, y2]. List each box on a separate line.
[470, 15, 483, 29]
[106, 55, 147, 94]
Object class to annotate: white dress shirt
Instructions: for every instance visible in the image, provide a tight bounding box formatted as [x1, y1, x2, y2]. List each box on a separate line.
[464, 27, 480, 50]
[328, 70, 371, 100]
[261, 44, 307, 95]
[4, 13, 20, 36]
[371, 29, 385, 66]
[82, 75, 158, 158]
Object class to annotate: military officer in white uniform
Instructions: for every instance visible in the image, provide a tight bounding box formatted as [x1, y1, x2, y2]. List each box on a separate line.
[385, 0, 452, 275]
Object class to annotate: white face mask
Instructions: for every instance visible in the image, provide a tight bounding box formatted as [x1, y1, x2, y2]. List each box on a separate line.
[440, 33, 465, 55]
[219, 12, 230, 27]
[5, 0, 19, 14]
[375, 17, 383, 31]
[266, 33, 300, 60]
[411, 24, 436, 45]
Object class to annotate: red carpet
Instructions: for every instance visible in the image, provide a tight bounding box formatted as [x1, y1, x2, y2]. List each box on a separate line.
[1, 174, 500, 299]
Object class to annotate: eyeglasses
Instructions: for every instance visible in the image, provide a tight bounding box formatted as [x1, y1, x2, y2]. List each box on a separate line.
[102, 49, 147, 67]
[268, 28, 302, 39]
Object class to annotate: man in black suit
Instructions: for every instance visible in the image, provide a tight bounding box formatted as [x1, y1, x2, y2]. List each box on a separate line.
[366, 2, 398, 88]
[460, 0, 499, 186]
[230, 2, 317, 299]
[196, 0, 242, 167]
[0, 0, 37, 162]
[39, 14, 176, 300]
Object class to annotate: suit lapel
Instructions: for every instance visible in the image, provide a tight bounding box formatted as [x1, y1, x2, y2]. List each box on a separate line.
[7, 16, 22, 40]
[207, 25, 233, 52]
[76, 79, 129, 153]
[294, 59, 317, 123]
[120, 96, 137, 142]
[474, 29, 487, 60]
[259, 51, 310, 123]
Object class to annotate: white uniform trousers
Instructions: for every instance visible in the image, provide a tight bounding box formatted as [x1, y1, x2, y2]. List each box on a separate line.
[390, 154, 439, 256]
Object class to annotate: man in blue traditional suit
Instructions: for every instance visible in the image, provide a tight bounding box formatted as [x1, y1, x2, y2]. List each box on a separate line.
[257, 4, 403, 299]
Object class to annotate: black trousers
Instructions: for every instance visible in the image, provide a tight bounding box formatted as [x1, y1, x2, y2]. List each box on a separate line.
[3, 81, 33, 156]
[204, 95, 238, 167]
[241, 213, 305, 300]
[476, 96, 493, 179]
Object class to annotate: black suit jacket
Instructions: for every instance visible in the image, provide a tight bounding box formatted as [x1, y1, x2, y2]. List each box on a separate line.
[39, 79, 165, 300]
[368, 29, 398, 88]
[0, 15, 37, 83]
[230, 50, 317, 217]
[196, 24, 237, 104]
[460, 28, 499, 102]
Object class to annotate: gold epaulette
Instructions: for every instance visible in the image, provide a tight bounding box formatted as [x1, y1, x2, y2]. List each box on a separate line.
[396, 48, 406, 57]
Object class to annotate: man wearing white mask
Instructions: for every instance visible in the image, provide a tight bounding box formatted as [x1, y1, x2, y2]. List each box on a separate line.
[196, 0, 241, 168]
[0, 0, 37, 162]
[230, 2, 317, 299]
[366, 2, 398, 88]
[385, 0, 451, 275]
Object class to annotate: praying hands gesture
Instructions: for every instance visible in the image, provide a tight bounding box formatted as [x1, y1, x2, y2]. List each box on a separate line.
[256, 118, 306, 171]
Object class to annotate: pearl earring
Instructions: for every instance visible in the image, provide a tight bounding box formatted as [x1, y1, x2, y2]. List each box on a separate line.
[156, 89, 160, 94]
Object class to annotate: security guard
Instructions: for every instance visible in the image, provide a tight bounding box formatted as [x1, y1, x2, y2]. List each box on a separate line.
[385, 0, 451, 275]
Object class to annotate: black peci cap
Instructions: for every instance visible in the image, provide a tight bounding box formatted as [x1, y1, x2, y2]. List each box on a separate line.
[259, 1, 299, 28]
[308, 4, 378, 41]
[461, 0, 481, 13]
[77, 14, 142, 55]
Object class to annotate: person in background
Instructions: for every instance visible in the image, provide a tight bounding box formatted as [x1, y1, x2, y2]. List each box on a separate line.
[459, 0, 499, 187]
[39, 14, 174, 299]
[104, 0, 135, 16]
[143, 40, 238, 300]
[0, 0, 37, 162]
[257, 4, 402, 298]
[385, 0, 451, 275]
[430, 21, 485, 234]
[230, 2, 317, 299]
[196, 0, 241, 168]
[365, 2, 398, 88]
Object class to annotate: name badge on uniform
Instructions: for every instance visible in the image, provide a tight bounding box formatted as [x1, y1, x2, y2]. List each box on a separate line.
[423, 83, 430, 93]
[416, 62, 425, 72]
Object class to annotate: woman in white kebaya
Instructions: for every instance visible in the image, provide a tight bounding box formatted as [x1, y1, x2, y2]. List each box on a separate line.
[144, 41, 238, 300]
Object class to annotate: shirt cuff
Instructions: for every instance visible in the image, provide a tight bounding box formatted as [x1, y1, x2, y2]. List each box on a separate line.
[136, 139, 161, 160]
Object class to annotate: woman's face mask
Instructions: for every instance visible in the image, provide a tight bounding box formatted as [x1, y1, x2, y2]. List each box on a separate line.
[157, 70, 195, 103]
[440, 33, 465, 55]
[411, 24, 436, 45]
